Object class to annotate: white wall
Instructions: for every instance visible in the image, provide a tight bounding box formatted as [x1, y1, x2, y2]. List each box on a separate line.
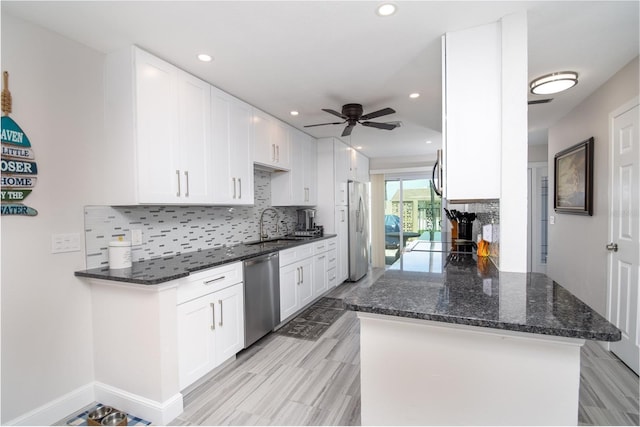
[528, 144, 548, 163]
[547, 57, 639, 315]
[1, 14, 104, 423]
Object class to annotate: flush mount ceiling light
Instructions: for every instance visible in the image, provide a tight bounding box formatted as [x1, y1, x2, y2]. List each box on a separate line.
[376, 3, 397, 16]
[197, 53, 213, 62]
[530, 71, 578, 95]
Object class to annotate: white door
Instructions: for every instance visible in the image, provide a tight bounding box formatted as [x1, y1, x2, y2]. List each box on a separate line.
[608, 100, 639, 374]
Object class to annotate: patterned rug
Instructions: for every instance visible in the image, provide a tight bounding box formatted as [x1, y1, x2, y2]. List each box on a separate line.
[66, 403, 151, 426]
[277, 297, 346, 341]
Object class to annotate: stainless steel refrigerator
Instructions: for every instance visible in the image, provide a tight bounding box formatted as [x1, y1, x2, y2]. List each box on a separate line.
[348, 180, 369, 281]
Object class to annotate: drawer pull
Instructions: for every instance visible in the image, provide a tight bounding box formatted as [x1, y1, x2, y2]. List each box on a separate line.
[329, 258, 336, 262]
[204, 276, 226, 285]
[317, 255, 325, 260]
[210, 302, 215, 330]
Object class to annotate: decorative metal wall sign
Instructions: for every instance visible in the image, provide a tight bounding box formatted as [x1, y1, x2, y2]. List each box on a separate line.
[1, 71, 38, 216]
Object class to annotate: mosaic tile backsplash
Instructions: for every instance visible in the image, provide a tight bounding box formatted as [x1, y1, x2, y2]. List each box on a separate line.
[84, 169, 298, 269]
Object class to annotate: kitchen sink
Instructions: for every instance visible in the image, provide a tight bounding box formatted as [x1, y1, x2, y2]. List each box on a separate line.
[245, 236, 313, 247]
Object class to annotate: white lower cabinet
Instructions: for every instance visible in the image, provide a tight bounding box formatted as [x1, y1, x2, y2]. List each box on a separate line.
[177, 265, 244, 390]
[279, 238, 338, 323]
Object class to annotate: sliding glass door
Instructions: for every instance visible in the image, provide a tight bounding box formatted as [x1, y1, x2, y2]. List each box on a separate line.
[384, 176, 441, 266]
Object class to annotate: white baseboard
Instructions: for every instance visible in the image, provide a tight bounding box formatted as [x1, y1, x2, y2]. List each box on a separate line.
[3, 383, 95, 426]
[94, 382, 183, 425]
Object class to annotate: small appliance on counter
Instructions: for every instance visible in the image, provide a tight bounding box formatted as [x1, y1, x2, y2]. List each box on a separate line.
[295, 208, 323, 237]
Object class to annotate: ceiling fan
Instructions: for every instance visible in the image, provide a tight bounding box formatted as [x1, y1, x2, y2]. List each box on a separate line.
[304, 103, 398, 137]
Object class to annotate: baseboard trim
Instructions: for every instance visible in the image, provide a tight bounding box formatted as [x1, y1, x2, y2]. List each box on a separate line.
[3, 383, 95, 426]
[94, 382, 183, 425]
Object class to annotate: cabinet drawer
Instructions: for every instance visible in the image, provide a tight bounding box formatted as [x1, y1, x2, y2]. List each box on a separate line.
[328, 267, 337, 288]
[314, 240, 328, 254]
[327, 238, 337, 250]
[177, 262, 243, 304]
[327, 249, 337, 271]
[280, 243, 314, 266]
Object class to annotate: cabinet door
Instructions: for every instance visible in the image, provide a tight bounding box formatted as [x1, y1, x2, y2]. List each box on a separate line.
[272, 120, 290, 170]
[313, 253, 328, 298]
[334, 140, 349, 206]
[212, 88, 254, 205]
[304, 137, 317, 205]
[355, 151, 369, 183]
[279, 263, 299, 322]
[178, 72, 212, 203]
[214, 283, 245, 363]
[177, 294, 216, 389]
[252, 109, 274, 166]
[135, 49, 180, 203]
[228, 97, 254, 204]
[298, 258, 314, 308]
[335, 206, 349, 283]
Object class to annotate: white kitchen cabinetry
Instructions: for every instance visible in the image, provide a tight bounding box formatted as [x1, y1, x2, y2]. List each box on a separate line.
[443, 22, 501, 200]
[334, 139, 351, 205]
[102, 46, 212, 205]
[176, 263, 244, 390]
[253, 108, 290, 170]
[211, 86, 254, 205]
[353, 150, 370, 183]
[271, 128, 317, 206]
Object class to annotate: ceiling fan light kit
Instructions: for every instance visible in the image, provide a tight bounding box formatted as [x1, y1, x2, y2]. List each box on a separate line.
[530, 71, 578, 95]
[304, 103, 398, 137]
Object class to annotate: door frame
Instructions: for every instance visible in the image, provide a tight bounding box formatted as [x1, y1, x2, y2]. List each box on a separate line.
[527, 161, 548, 274]
[606, 96, 639, 353]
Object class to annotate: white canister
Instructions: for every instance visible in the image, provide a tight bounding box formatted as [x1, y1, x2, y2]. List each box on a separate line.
[108, 240, 132, 269]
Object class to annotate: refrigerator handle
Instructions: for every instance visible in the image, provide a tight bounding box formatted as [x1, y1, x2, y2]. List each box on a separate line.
[357, 196, 364, 232]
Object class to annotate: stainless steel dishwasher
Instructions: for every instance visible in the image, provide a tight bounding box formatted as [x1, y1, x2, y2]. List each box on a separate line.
[243, 252, 280, 348]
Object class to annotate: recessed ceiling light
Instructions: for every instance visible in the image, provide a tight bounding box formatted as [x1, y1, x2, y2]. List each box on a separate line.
[197, 53, 213, 62]
[376, 3, 397, 17]
[409, 93, 420, 99]
[356, 146, 363, 150]
[290, 111, 299, 116]
[426, 140, 432, 144]
[530, 71, 578, 95]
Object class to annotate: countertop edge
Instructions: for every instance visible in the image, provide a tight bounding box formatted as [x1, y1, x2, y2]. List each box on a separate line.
[344, 303, 622, 342]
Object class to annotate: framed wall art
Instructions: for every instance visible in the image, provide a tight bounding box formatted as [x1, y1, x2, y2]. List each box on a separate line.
[554, 137, 594, 215]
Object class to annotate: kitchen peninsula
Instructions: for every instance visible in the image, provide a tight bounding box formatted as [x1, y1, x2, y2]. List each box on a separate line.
[345, 250, 620, 426]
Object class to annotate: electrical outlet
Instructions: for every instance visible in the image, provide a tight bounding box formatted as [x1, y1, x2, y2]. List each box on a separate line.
[131, 229, 143, 246]
[52, 233, 81, 254]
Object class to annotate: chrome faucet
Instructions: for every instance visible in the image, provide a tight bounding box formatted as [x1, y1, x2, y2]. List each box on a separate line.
[259, 208, 279, 241]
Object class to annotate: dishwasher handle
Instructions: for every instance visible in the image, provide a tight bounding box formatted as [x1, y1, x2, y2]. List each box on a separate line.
[243, 252, 279, 267]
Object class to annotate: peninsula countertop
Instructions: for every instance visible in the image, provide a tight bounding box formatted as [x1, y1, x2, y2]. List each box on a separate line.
[75, 234, 336, 285]
[344, 250, 621, 342]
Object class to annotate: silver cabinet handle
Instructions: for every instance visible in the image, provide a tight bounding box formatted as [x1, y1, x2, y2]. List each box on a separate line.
[238, 178, 242, 199]
[210, 302, 215, 330]
[176, 170, 181, 197]
[301, 266, 304, 283]
[606, 243, 619, 252]
[232, 177, 236, 199]
[329, 258, 336, 262]
[204, 276, 226, 285]
[276, 145, 280, 162]
[218, 299, 223, 327]
[317, 255, 325, 260]
[184, 171, 189, 197]
[272, 144, 276, 162]
[341, 210, 345, 222]
[296, 267, 301, 285]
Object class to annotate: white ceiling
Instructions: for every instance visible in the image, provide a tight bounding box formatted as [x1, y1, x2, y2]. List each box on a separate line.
[2, 1, 638, 161]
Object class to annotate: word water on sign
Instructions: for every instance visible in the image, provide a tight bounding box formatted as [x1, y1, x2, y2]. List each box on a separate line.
[1, 115, 38, 215]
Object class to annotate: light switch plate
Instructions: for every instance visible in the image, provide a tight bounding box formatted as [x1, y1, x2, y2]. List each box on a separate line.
[131, 229, 143, 246]
[52, 233, 81, 254]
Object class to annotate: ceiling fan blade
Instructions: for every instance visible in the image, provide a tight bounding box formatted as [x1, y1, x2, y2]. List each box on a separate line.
[304, 121, 345, 128]
[361, 121, 397, 130]
[322, 108, 348, 119]
[360, 107, 395, 121]
[341, 124, 355, 137]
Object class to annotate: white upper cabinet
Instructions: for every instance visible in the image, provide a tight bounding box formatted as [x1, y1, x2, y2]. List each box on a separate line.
[443, 22, 501, 200]
[333, 139, 350, 206]
[102, 46, 213, 205]
[271, 128, 317, 206]
[211, 86, 254, 205]
[253, 108, 290, 170]
[352, 150, 370, 183]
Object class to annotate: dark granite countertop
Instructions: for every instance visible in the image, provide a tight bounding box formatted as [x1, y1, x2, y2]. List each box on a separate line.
[344, 251, 621, 342]
[75, 234, 336, 285]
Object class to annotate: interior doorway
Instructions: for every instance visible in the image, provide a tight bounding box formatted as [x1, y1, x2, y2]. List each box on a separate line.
[383, 174, 441, 266]
[528, 162, 549, 274]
